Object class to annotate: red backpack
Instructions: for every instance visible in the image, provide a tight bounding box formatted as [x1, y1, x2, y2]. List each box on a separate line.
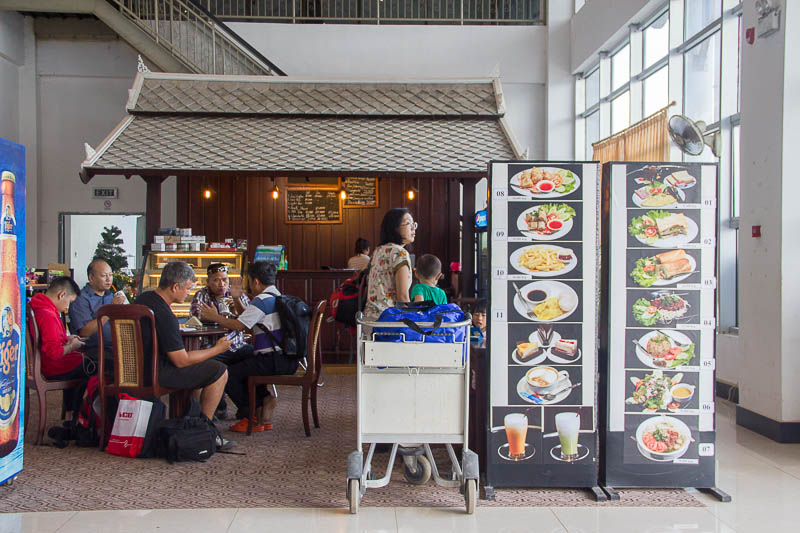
[329, 268, 369, 329]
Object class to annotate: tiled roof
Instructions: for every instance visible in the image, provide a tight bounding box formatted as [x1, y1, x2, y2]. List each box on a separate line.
[81, 73, 521, 179]
[131, 75, 501, 117]
[84, 115, 515, 174]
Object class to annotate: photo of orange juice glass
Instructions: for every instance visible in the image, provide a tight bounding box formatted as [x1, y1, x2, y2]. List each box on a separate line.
[504, 413, 528, 460]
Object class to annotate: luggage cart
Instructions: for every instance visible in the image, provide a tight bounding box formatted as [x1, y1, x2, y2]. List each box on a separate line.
[346, 313, 479, 514]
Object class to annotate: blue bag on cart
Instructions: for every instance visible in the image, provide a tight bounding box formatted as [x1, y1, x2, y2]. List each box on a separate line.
[373, 303, 468, 356]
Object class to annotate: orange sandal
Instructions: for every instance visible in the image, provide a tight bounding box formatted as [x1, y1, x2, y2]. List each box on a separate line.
[229, 418, 271, 433]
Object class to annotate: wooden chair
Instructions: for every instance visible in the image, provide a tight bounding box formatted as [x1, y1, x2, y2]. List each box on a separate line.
[95, 304, 186, 449]
[246, 300, 326, 436]
[24, 305, 88, 445]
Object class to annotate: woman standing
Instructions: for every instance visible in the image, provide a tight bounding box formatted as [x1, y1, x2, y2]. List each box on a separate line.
[363, 208, 416, 320]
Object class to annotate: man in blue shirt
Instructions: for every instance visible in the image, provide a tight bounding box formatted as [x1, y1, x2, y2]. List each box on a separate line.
[69, 258, 126, 361]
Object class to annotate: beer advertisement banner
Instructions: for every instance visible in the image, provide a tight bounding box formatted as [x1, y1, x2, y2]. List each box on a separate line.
[601, 162, 717, 488]
[0, 137, 25, 485]
[486, 161, 600, 488]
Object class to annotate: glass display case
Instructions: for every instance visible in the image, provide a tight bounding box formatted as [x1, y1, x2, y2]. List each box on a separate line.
[140, 251, 247, 317]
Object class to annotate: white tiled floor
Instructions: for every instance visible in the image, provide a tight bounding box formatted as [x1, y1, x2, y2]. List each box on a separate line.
[1, 400, 798, 532]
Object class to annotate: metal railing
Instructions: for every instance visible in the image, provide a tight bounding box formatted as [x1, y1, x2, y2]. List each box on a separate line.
[198, 0, 544, 25]
[107, 0, 285, 75]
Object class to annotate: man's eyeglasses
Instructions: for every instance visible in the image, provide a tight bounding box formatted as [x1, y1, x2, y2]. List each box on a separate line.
[207, 263, 228, 275]
[401, 221, 418, 230]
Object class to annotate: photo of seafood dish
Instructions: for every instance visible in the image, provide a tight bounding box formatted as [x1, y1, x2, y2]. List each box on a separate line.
[664, 170, 697, 189]
[628, 211, 699, 247]
[512, 280, 579, 322]
[509, 166, 581, 198]
[626, 371, 684, 412]
[630, 249, 696, 287]
[516, 204, 576, 240]
[510, 244, 577, 276]
[635, 416, 692, 462]
[632, 292, 691, 326]
[634, 330, 696, 368]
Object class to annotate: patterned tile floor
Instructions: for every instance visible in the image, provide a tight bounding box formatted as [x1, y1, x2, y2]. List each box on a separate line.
[1, 376, 797, 531]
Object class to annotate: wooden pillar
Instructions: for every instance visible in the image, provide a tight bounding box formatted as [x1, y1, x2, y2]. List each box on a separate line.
[142, 175, 167, 248]
[461, 178, 477, 298]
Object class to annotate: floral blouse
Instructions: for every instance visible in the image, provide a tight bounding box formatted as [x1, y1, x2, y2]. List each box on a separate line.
[364, 243, 411, 320]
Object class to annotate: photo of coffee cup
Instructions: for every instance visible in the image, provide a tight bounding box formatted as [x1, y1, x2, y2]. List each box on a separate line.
[525, 366, 569, 393]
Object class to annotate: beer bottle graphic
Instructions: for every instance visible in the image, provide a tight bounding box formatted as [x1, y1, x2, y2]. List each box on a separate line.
[0, 170, 20, 458]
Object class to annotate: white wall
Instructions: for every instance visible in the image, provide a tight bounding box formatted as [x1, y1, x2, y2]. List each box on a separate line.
[0, 11, 22, 142]
[737, 0, 800, 423]
[32, 32, 176, 267]
[780, 1, 800, 421]
[570, 0, 660, 73]
[68, 214, 141, 286]
[229, 22, 548, 158]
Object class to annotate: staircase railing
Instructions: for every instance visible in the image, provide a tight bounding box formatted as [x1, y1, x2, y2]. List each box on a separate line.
[107, 0, 285, 76]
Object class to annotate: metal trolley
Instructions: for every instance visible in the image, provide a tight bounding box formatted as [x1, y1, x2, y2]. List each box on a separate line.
[346, 313, 479, 514]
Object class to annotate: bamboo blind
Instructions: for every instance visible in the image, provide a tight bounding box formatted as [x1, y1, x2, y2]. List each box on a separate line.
[592, 107, 670, 164]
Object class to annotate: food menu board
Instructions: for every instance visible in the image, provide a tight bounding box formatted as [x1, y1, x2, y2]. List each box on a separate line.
[602, 162, 717, 488]
[285, 188, 342, 224]
[487, 161, 600, 488]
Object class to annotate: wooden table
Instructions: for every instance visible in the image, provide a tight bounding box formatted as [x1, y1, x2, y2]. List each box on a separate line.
[180, 325, 228, 351]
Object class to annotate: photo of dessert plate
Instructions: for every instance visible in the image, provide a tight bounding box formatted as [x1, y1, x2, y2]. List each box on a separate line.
[510, 344, 548, 366]
[516, 376, 573, 405]
[547, 347, 582, 365]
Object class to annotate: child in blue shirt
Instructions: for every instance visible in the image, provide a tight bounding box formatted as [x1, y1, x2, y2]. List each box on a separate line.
[410, 254, 447, 305]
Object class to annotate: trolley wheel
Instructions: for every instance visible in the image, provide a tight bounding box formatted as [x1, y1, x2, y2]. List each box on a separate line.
[403, 455, 432, 485]
[464, 479, 477, 514]
[348, 479, 360, 514]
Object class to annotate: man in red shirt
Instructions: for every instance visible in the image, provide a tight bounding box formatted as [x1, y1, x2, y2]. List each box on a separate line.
[30, 276, 91, 412]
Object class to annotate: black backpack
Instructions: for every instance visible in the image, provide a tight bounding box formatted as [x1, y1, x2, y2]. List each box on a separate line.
[265, 295, 312, 359]
[154, 400, 220, 463]
[329, 267, 369, 328]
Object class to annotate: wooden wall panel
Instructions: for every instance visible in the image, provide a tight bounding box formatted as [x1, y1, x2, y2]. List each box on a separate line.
[177, 175, 463, 273]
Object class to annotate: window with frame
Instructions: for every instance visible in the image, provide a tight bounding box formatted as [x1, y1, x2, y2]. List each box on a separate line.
[612, 44, 630, 91]
[685, 0, 721, 39]
[644, 11, 669, 69]
[683, 31, 721, 126]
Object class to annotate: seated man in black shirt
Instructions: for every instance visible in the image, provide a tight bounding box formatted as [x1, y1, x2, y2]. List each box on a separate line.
[136, 261, 231, 421]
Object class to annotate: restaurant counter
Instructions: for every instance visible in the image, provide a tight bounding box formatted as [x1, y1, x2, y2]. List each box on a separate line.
[276, 269, 356, 364]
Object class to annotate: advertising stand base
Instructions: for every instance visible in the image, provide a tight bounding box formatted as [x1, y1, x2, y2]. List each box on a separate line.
[600, 161, 729, 503]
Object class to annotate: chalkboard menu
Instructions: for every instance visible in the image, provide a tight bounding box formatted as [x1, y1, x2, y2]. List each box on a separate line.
[343, 177, 378, 208]
[285, 187, 342, 224]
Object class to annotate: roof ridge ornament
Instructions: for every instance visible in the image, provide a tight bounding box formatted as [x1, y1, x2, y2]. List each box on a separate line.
[137, 55, 151, 74]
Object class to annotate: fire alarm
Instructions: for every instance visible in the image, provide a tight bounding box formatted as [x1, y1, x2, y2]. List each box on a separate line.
[745, 27, 755, 45]
[752, 225, 761, 238]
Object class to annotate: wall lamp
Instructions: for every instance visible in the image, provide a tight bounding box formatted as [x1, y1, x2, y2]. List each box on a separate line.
[406, 186, 418, 201]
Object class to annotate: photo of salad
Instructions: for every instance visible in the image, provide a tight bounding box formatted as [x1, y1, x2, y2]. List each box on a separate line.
[509, 166, 581, 198]
[632, 292, 691, 326]
[626, 371, 684, 412]
[629, 249, 696, 288]
[516, 203, 577, 240]
[628, 210, 699, 247]
[633, 330, 696, 368]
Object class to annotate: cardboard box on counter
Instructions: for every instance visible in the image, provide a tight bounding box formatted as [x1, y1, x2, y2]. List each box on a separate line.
[151, 243, 166, 251]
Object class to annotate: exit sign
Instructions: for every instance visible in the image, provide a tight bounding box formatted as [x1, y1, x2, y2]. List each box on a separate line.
[92, 187, 118, 199]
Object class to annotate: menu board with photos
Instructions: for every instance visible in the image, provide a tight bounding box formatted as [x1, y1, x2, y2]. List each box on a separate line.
[486, 161, 601, 489]
[602, 162, 717, 488]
